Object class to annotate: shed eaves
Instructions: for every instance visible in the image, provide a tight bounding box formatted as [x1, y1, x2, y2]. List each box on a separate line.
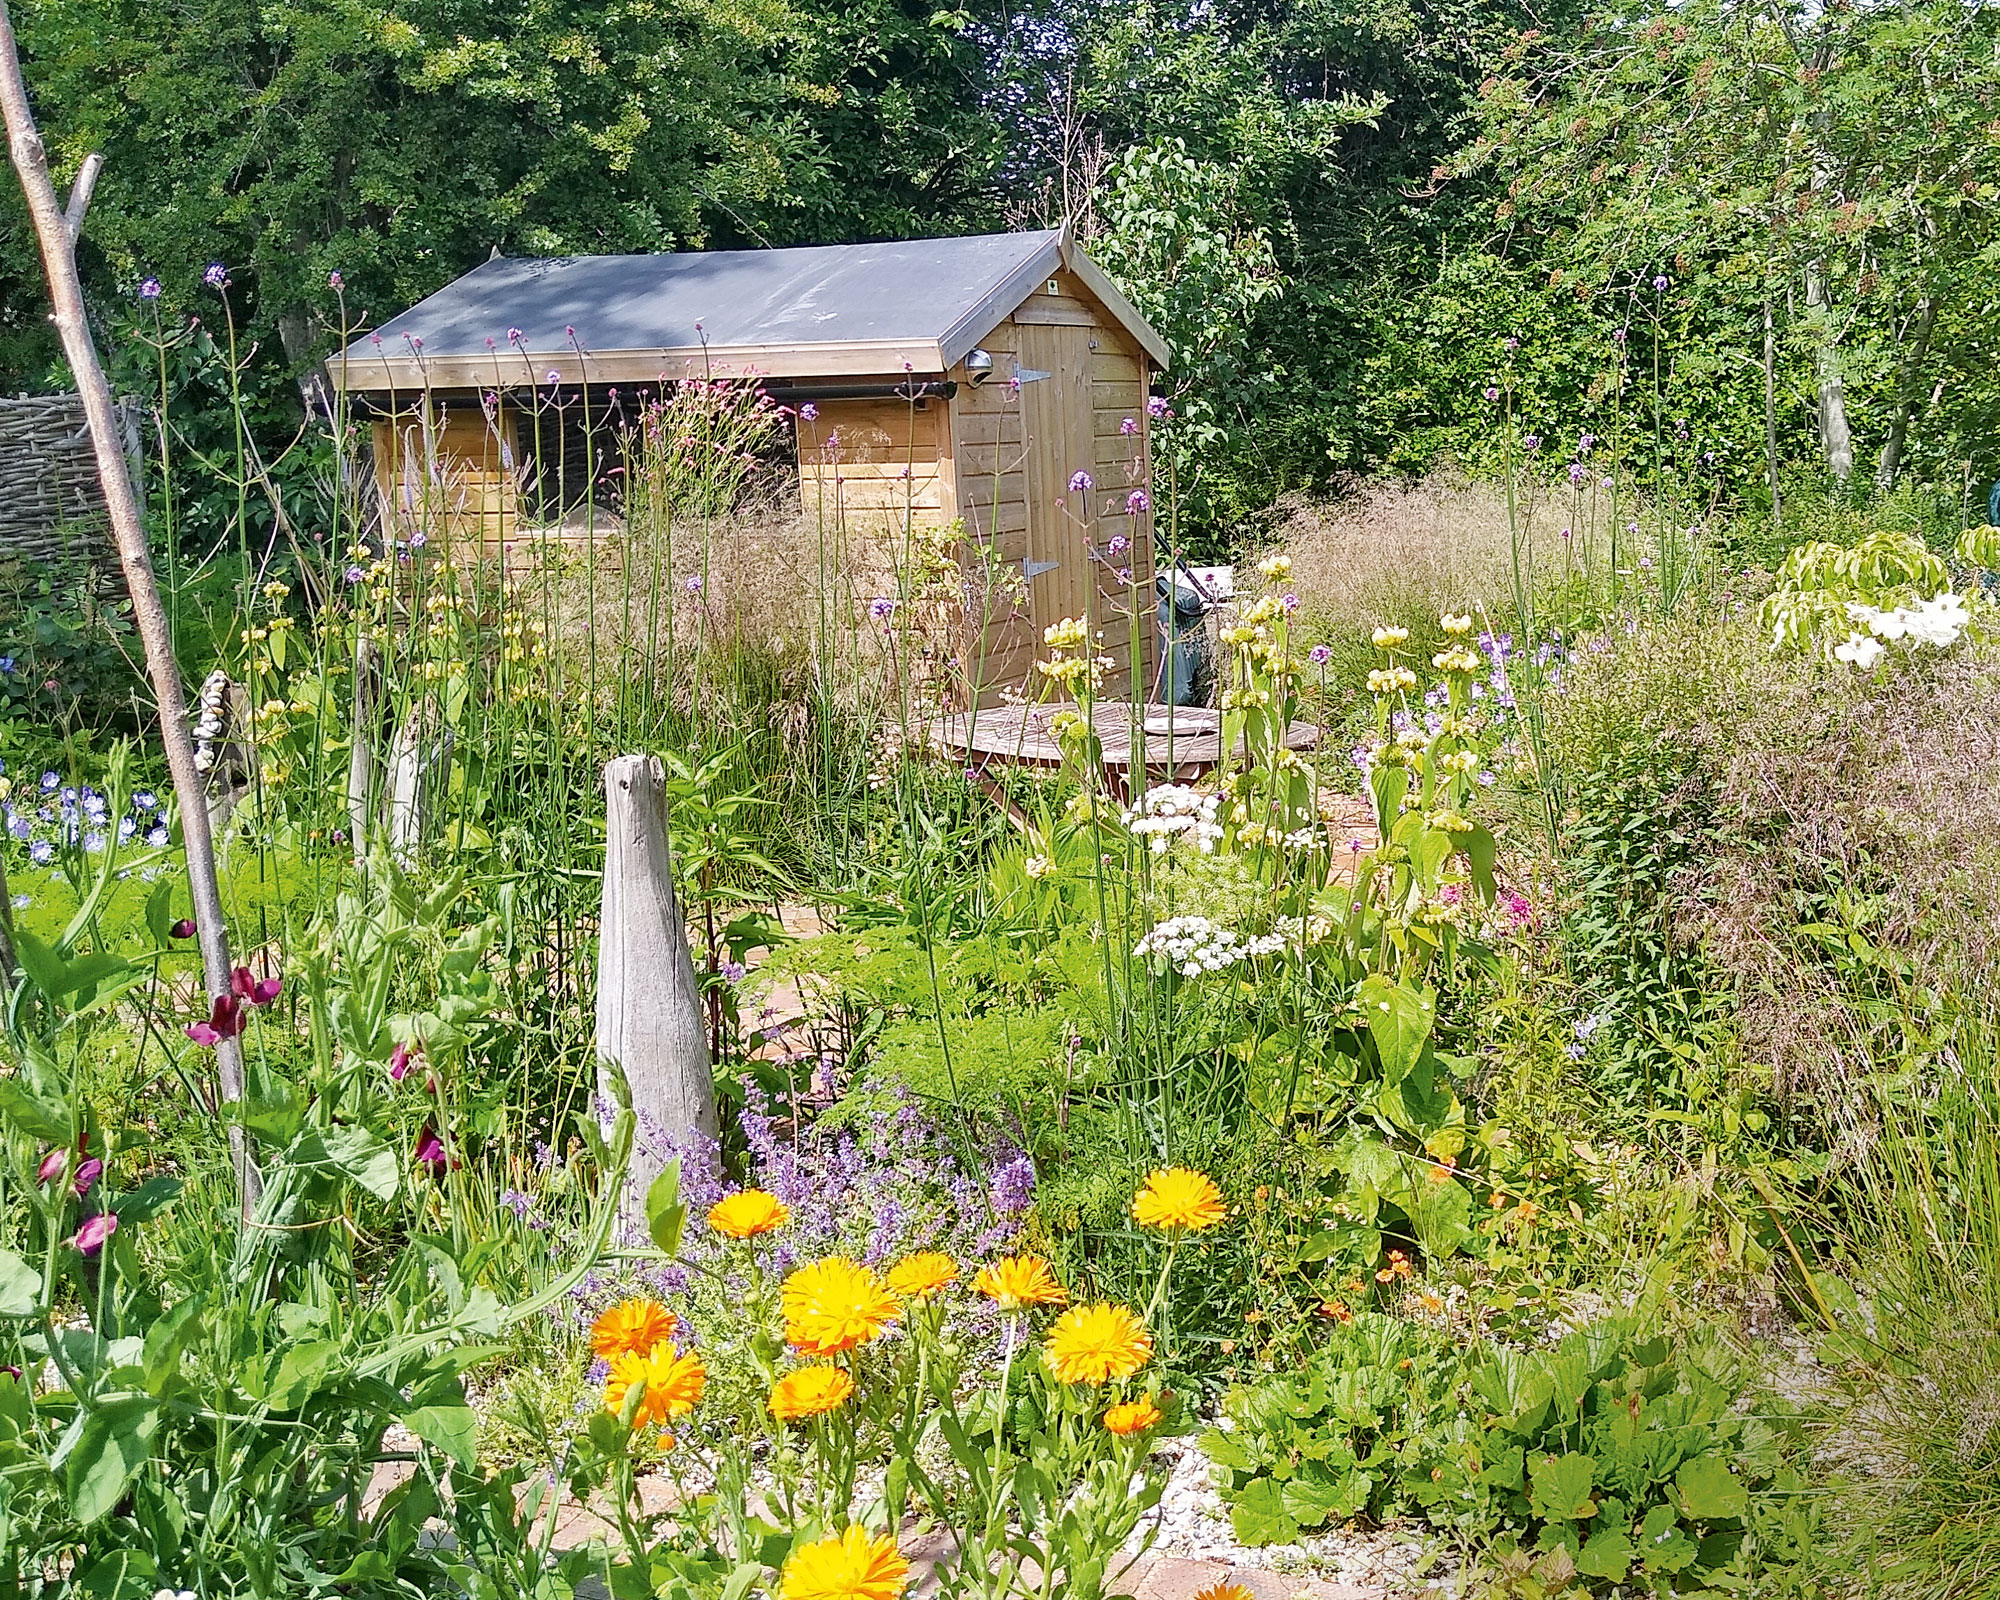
[344, 230, 1064, 376]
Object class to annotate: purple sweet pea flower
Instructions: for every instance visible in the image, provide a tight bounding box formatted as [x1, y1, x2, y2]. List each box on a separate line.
[73, 1213, 116, 1256]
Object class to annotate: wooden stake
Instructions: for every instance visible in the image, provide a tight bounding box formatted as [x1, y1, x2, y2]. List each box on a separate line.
[0, 1, 256, 1210]
[596, 755, 717, 1196]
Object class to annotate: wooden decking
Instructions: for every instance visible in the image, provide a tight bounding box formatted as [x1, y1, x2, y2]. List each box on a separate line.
[929, 701, 1320, 788]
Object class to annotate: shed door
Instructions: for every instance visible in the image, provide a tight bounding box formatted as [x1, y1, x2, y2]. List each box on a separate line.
[1018, 321, 1097, 639]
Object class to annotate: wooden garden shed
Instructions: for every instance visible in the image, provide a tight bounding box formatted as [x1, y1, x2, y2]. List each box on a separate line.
[331, 229, 1170, 702]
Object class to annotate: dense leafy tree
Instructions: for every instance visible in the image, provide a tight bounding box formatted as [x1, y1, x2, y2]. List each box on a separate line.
[1466, 0, 2000, 495]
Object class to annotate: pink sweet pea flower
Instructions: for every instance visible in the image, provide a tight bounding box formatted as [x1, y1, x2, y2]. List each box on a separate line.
[36, 1147, 67, 1186]
[186, 992, 245, 1046]
[73, 1213, 116, 1256]
[389, 1041, 412, 1082]
[414, 1125, 448, 1179]
[72, 1158, 102, 1199]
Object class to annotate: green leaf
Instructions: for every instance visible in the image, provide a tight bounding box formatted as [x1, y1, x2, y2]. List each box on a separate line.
[1281, 1463, 1369, 1527]
[0, 1246, 41, 1317]
[293, 1126, 399, 1201]
[646, 1157, 686, 1256]
[1356, 974, 1433, 1085]
[404, 1402, 480, 1469]
[1201, 1427, 1255, 1473]
[1575, 1525, 1633, 1581]
[1528, 1452, 1597, 1522]
[75, 1549, 159, 1600]
[1227, 1477, 1300, 1546]
[0, 1076, 71, 1142]
[66, 1396, 160, 1523]
[1674, 1455, 1748, 1522]
[112, 1176, 183, 1227]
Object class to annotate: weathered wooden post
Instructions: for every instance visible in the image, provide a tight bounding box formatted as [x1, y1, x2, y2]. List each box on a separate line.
[596, 754, 717, 1198]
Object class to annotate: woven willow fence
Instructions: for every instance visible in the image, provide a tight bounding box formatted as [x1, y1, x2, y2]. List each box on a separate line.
[0, 392, 142, 570]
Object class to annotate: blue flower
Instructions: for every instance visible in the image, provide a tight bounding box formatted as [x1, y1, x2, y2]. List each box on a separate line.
[133, 791, 157, 810]
[139, 277, 162, 301]
[203, 262, 227, 288]
[9, 894, 26, 910]
[28, 840, 53, 865]
[0, 655, 14, 673]
[39, 772, 57, 792]
[145, 825, 169, 848]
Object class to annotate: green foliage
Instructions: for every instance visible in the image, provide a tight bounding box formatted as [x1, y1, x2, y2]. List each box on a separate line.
[1201, 1312, 1461, 1539]
[1208, 1314, 1816, 1595]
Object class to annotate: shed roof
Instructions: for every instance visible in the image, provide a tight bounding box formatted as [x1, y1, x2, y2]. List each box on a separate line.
[332, 229, 1168, 394]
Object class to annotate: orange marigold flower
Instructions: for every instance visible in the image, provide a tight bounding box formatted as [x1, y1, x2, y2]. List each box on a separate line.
[1131, 1168, 1226, 1233]
[603, 1345, 707, 1428]
[780, 1525, 910, 1600]
[591, 1297, 678, 1361]
[782, 1257, 901, 1356]
[1043, 1303, 1153, 1384]
[769, 1365, 857, 1423]
[884, 1251, 958, 1300]
[1103, 1397, 1163, 1435]
[973, 1255, 1068, 1310]
[1192, 1583, 1254, 1600]
[708, 1188, 790, 1239]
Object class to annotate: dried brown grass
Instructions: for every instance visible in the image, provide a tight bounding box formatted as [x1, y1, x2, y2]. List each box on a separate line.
[1550, 606, 2000, 1108]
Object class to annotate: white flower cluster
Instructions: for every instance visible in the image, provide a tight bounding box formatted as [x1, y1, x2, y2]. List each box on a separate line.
[1122, 785, 1223, 854]
[1834, 593, 1970, 668]
[191, 669, 232, 775]
[1133, 915, 1286, 977]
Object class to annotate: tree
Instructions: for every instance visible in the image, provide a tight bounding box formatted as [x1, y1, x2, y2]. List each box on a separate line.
[1465, 0, 2000, 494]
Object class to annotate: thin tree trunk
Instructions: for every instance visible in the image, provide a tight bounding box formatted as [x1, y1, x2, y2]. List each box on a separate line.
[1875, 295, 1937, 495]
[0, 3, 257, 1211]
[1805, 263, 1854, 487]
[596, 755, 716, 1201]
[1763, 293, 1782, 532]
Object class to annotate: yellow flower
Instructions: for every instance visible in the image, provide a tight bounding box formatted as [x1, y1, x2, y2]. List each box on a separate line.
[1192, 1584, 1254, 1600]
[780, 1526, 911, 1600]
[603, 1345, 706, 1428]
[782, 1258, 901, 1356]
[973, 1255, 1068, 1311]
[1131, 1168, 1227, 1233]
[884, 1252, 958, 1300]
[1043, 1303, 1153, 1384]
[590, 1297, 678, 1360]
[708, 1189, 790, 1239]
[769, 1365, 857, 1423]
[1103, 1397, 1164, 1436]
